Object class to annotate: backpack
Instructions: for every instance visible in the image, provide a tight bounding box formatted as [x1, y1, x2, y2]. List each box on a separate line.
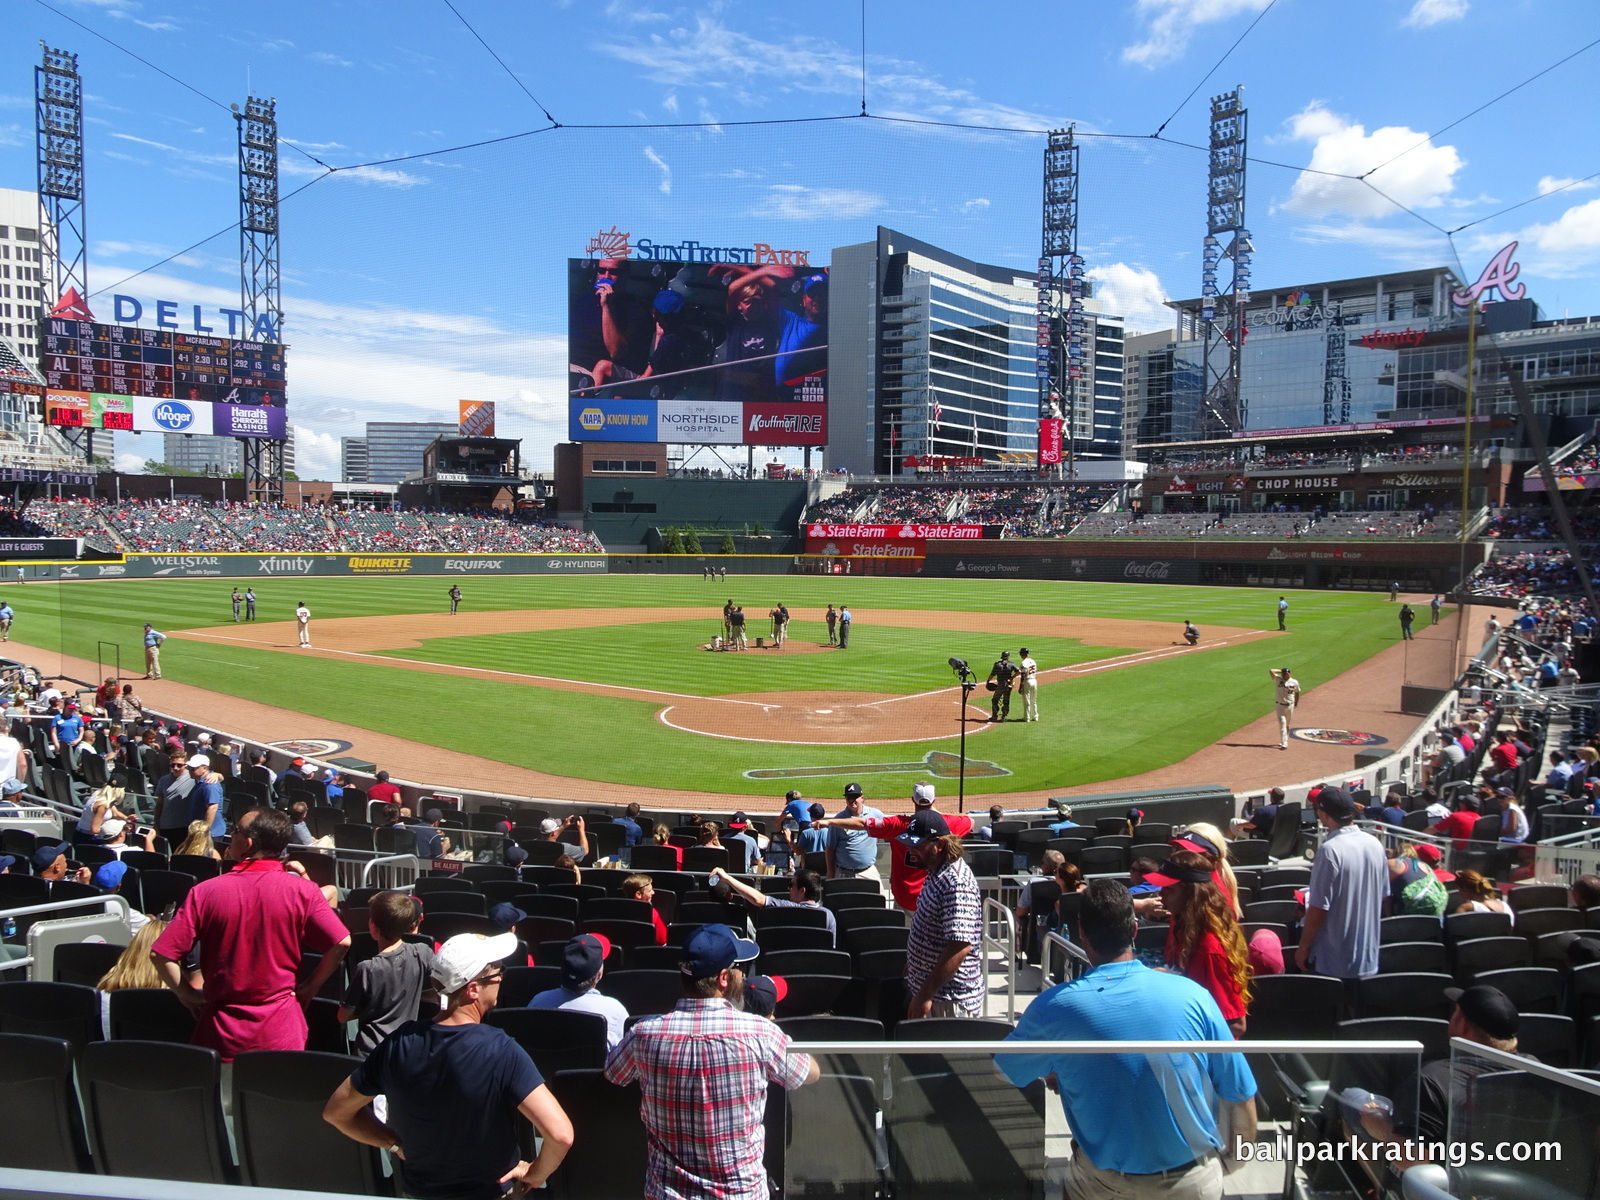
[1399, 864, 1448, 917]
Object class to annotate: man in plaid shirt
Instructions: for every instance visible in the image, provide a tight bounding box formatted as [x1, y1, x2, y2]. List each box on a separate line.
[605, 923, 818, 1200]
[901, 810, 985, 1018]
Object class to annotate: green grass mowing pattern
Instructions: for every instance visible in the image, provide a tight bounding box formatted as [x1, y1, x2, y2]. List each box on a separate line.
[383, 621, 1136, 697]
[13, 575, 1431, 800]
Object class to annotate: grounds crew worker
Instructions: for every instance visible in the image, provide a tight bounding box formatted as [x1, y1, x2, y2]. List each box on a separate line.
[987, 651, 1019, 722]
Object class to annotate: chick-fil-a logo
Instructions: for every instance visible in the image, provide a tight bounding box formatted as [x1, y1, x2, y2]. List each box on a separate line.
[1452, 242, 1526, 308]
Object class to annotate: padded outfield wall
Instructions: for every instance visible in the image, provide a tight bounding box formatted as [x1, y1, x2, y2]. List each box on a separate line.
[20, 553, 612, 580]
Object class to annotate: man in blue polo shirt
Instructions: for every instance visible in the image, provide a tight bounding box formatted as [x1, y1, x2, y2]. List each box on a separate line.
[826, 783, 883, 879]
[997, 879, 1257, 1199]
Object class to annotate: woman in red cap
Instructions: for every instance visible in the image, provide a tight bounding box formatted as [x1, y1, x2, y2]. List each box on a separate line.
[1145, 849, 1253, 1037]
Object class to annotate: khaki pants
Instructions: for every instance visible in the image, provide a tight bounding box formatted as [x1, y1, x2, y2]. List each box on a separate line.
[927, 999, 976, 1018]
[1066, 1147, 1221, 1200]
[834, 863, 881, 881]
[144, 644, 161, 679]
[1276, 704, 1293, 749]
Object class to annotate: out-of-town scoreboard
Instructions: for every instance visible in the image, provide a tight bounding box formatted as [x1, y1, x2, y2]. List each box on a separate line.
[40, 316, 287, 437]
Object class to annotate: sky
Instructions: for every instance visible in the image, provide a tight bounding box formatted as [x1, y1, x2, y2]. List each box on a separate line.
[2, 0, 1598, 477]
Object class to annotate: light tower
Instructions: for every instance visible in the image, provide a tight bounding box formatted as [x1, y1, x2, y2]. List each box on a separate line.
[1198, 88, 1252, 437]
[235, 95, 285, 503]
[35, 43, 91, 460]
[1038, 127, 1084, 476]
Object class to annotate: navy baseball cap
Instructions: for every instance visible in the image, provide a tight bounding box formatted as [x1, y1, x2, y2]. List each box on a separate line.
[1171, 830, 1221, 859]
[897, 809, 951, 846]
[30, 841, 70, 872]
[680, 923, 758, 979]
[0, 854, 17, 873]
[745, 974, 787, 1018]
[653, 289, 685, 315]
[488, 902, 526, 932]
[561, 932, 612, 988]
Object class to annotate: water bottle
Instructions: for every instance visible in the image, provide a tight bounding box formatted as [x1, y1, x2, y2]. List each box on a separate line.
[1, 917, 15, 939]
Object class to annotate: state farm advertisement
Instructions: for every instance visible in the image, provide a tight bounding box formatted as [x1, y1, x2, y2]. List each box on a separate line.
[804, 522, 1001, 558]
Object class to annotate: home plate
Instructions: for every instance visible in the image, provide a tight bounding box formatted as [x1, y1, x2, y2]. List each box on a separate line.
[814, 709, 833, 714]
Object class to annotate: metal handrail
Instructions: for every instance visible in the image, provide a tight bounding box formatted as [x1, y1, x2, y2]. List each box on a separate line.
[361, 853, 421, 889]
[2, 893, 133, 972]
[1449, 1036, 1600, 1097]
[980, 897, 1017, 1023]
[786, 1038, 1424, 1055]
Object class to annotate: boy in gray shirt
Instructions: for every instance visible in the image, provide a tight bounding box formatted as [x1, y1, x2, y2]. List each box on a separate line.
[338, 890, 434, 1054]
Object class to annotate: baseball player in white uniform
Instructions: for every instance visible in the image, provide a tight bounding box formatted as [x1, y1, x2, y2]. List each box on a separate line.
[1271, 667, 1301, 750]
[1017, 646, 1040, 722]
[296, 601, 312, 648]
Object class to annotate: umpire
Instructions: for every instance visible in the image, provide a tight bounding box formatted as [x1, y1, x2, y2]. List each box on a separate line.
[986, 651, 1019, 722]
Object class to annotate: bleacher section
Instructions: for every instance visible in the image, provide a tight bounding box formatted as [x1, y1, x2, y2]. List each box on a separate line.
[1066, 509, 1463, 541]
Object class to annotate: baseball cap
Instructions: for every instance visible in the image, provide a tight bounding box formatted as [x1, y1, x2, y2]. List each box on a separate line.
[1019, 646, 1030, 656]
[1140, 858, 1217, 888]
[0, 853, 16, 874]
[30, 841, 69, 872]
[745, 974, 787, 1018]
[94, 860, 128, 889]
[431, 931, 519, 994]
[1, 777, 26, 795]
[561, 932, 613, 988]
[487, 902, 526, 932]
[680, 922, 759, 979]
[802, 273, 828, 293]
[809, 803, 826, 821]
[539, 818, 563, 836]
[425, 808, 444, 822]
[1443, 985, 1519, 1040]
[290, 757, 305, 766]
[1171, 830, 1221, 859]
[100, 817, 126, 839]
[728, 811, 749, 829]
[652, 289, 685, 315]
[1125, 807, 1145, 824]
[505, 845, 529, 866]
[843, 783, 863, 799]
[186, 753, 211, 768]
[897, 809, 951, 846]
[1315, 787, 1357, 822]
[912, 782, 936, 806]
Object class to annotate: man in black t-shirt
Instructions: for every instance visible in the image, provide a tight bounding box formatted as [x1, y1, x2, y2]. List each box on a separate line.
[324, 932, 574, 1199]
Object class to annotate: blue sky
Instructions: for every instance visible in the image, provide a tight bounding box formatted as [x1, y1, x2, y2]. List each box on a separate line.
[2, 0, 1598, 476]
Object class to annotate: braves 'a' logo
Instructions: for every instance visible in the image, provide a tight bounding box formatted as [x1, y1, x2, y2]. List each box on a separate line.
[1453, 242, 1526, 308]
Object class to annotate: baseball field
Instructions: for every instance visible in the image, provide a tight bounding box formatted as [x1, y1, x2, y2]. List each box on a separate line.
[2, 573, 1435, 803]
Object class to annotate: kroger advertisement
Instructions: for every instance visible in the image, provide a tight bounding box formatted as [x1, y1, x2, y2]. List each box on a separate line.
[568, 250, 827, 445]
[45, 393, 287, 438]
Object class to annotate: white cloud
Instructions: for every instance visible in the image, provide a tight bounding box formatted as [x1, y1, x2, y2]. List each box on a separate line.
[115, 452, 146, 474]
[108, 131, 233, 167]
[661, 92, 679, 114]
[1538, 175, 1597, 196]
[279, 159, 427, 188]
[308, 52, 354, 67]
[1403, 0, 1468, 28]
[643, 145, 672, 194]
[1087, 263, 1173, 335]
[1471, 198, 1600, 279]
[1122, 0, 1273, 67]
[960, 198, 991, 214]
[750, 184, 882, 221]
[1277, 103, 1464, 219]
[292, 426, 342, 478]
[600, 17, 1069, 130]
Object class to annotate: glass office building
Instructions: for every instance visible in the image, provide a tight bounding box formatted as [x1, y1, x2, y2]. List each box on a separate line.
[364, 422, 456, 484]
[829, 227, 1123, 474]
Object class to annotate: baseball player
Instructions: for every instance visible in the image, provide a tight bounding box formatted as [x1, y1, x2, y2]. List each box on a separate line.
[986, 651, 1019, 722]
[296, 601, 312, 648]
[1016, 646, 1039, 722]
[449, 585, 462, 615]
[1271, 667, 1301, 751]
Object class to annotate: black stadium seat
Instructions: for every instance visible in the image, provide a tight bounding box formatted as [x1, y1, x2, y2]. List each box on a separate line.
[81, 1040, 234, 1183]
[232, 1050, 388, 1194]
[0, 1032, 92, 1172]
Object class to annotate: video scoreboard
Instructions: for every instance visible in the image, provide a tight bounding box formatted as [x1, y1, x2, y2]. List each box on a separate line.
[37, 317, 288, 439]
[41, 318, 285, 405]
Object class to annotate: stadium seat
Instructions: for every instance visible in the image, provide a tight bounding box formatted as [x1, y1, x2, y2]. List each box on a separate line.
[81, 1040, 234, 1183]
[1243, 899, 1303, 926]
[412, 875, 476, 896]
[462, 864, 518, 883]
[1131, 822, 1173, 844]
[486, 1008, 608, 1078]
[421, 912, 500, 942]
[1352, 972, 1453, 1020]
[232, 1050, 387, 1193]
[752, 906, 833, 933]
[547, 883, 605, 903]
[137, 868, 195, 916]
[1380, 914, 1443, 944]
[1444, 911, 1513, 944]
[52, 941, 126, 987]
[519, 893, 580, 922]
[888, 1064, 1044, 1198]
[822, 877, 881, 897]
[1472, 966, 1561, 1014]
[1376, 941, 1447, 975]
[419, 890, 488, 916]
[844, 925, 910, 957]
[0, 873, 50, 909]
[499, 965, 562, 1007]
[759, 949, 851, 978]
[836, 907, 907, 933]
[0, 1032, 92, 1172]
[1247, 974, 1345, 1042]
[581, 897, 654, 925]
[107, 987, 196, 1043]
[855, 948, 908, 981]
[628, 845, 681, 871]
[1337, 1016, 1450, 1062]
[1515, 1013, 1578, 1068]
[1452, 936, 1530, 985]
[546, 1071, 647, 1200]
[627, 946, 686, 971]
[786, 1073, 884, 1199]
[964, 847, 1011, 878]
[1078, 846, 1128, 875]
[757, 926, 834, 953]
[772, 975, 848, 1018]
[1514, 907, 1583, 939]
[1229, 840, 1270, 867]
[1507, 884, 1570, 913]
[0, 980, 102, 1051]
[579, 919, 659, 955]
[825, 892, 887, 913]
[601, 970, 682, 1017]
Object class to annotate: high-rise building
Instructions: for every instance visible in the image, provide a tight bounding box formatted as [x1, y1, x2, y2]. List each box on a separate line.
[164, 433, 242, 475]
[0, 188, 52, 362]
[364, 422, 455, 484]
[827, 227, 1123, 475]
[341, 436, 369, 483]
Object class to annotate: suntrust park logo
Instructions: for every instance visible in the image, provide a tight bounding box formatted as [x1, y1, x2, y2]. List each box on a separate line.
[349, 557, 412, 573]
[445, 559, 503, 572]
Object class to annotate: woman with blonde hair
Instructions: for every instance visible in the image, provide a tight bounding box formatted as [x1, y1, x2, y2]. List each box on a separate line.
[173, 820, 219, 860]
[1454, 869, 1514, 923]
[96, 916, 171, 1030]
[651, 822, 683, 869]
[1172, 823, 1244, 918]
[1145, 850, 1253, 1037]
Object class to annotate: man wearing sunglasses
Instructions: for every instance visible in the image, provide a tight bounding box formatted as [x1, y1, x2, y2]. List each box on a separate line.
[324, 932, 575, 1198]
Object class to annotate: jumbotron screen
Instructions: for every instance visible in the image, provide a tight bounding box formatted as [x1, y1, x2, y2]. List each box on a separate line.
[567, 258, 827, 445]
[39, 317, 287, 438]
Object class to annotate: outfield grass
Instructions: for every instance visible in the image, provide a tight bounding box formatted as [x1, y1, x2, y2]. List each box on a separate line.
[11, 575, 1422, 800]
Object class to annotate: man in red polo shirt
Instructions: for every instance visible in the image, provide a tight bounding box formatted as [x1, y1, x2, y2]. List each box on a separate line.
[367, 770, 404, 810]
[811, 782, 974, 911]
[151, 807, 350, 1059]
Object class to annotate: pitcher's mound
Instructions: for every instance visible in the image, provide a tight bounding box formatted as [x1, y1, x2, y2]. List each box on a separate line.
[658, 689, 998, 746]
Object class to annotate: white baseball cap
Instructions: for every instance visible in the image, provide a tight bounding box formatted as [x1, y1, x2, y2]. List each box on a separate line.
[100, 817, 126, 838]
[912, 782, 936, 805]
[432, 931, 519, 995]
[186, 753, 211, 768]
